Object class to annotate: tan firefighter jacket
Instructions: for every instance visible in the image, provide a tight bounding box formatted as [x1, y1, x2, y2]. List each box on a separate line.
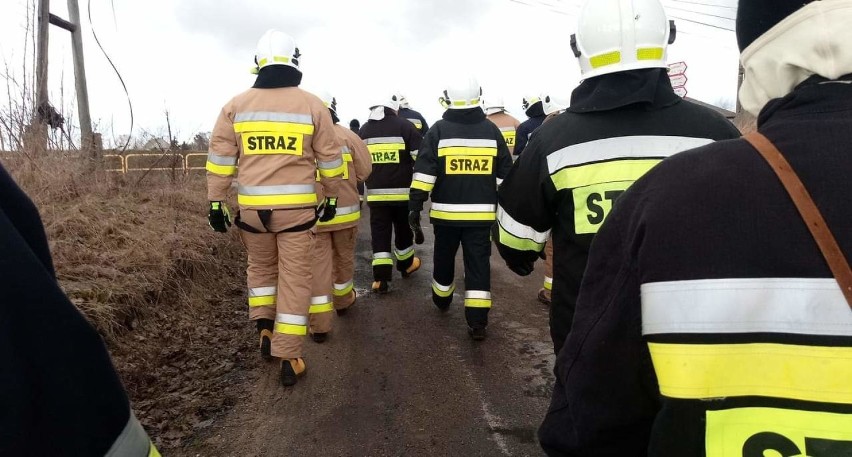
[486, 111, 521, 155]
[207, 87, 344, 229]
[316, 123, 372, 232]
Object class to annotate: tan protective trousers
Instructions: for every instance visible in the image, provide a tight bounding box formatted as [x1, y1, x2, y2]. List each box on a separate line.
[309, 227, 358, 334]
[240, 223, 315, 359]
[543, 237, 554, 296]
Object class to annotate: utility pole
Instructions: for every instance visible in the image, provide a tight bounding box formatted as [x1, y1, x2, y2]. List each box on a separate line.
[30, 0, 51, 152]
[736, 63, 744, 115]
[66, 0, 95, 155]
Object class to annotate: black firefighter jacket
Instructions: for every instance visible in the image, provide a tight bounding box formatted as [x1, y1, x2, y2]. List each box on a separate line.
[359, 108, 422, 206]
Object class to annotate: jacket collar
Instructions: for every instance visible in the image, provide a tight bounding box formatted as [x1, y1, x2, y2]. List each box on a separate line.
[568, 68, 680, 114]
[758, 73, 852, 126]
[442, 107, 486, 124]
[253, 65, 302, 89]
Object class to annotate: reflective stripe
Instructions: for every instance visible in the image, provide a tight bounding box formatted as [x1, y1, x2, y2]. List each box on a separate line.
[431, 210, 496, 221]
[438, 146, 498, 157]
[276, 313, 308, 326]
[411, 172, 436, 192]
[309, 296, 334, 314]
[373, 252, 394, 266]
[257, 55, 292, 67]
[275, 313, 308, 335]
[333, 280, 354, 296]
[590, 50, 621, 68]
[637, 47, 664, 61]
[311, 295, 333, 305]
[432, 279, 455, 298]
[641, 278, 852, 336]
[206, 161, 237, 176]
[411, 180, 434, 192]
[317, 205, 361, 226]
[207, 152, 237, 166]
[238, 184, 317, 206]
[248, 288, 276, 307]
[410, 149, 419, 160]
[249, 286, 277, 297]
[394, 246, 415, 261]
[496, 178, 504, 186]
[551, 159, 662, 191]
[438, 139, 498, 148]
[365, 136, 405, 145]
[105, 412, 154, 457]
[543, 277, 553, 291]
[499, 127, 515, 132]
[234, 112, 313, 124]
[647, 342, 852, 403]
[432, 203, 495, 213]
[546, 135, 714, 174]
[317, 157, 344, 169]
[496, 205, 550, 251]
[239, 184, 316, 195]
[465, 290, 492, 308]
[412, 173, 437, 184]
[366, 188, 409, 202]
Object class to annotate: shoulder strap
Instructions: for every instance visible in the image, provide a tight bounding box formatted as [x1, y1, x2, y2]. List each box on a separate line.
[744, 132, 852, 309]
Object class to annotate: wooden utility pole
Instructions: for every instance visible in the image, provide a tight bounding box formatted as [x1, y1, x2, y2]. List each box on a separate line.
[30, 0, 51, 152]
[66, 0, 95, 154]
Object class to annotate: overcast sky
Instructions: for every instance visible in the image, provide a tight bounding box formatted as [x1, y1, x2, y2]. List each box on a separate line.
[0, 0, 739, 147]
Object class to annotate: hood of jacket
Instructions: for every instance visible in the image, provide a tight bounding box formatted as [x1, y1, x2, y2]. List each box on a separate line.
[568, 68, 680, 114]
[253, 65, 302, 89]
[442, 107, 486, 125]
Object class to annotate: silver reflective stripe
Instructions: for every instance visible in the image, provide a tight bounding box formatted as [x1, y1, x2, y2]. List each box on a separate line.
[239, 184, 316, 195]
[276, 313, 308, 325]
[318, 157, 344, 169]
[496, 205, 550, 243]
[544, 277, 553, 285]
[432, 279, 454, 292]
[341, 145, 352, 153]
[432, 203, 495, 213]
[496, 178, 504, 186]
[546, 135, 714, 174]
[105, 412, 151, 457]
[499, 127, 515, 132]
[438, 138, 498, 148]
[311, 295, 332, 305]
[641, 278, 852, 336]
[334, 280, 354, 290]
[335, 204, 360, 215]
[366, 136, 404, 145]
[411, 150, 419, 158]
[407, 118, 420, 124]
[394, 246, 414, 256]
[373, 252, 393, 259]
[207, 152, 237, 166]
[366, 188, 410, 195]
[412, 173, 437, 184]
[249, 286, 276, 297]
[234, 111, 312, 124]
[465, 290, 492, 300]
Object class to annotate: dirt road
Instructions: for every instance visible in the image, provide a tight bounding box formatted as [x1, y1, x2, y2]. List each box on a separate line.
[180, 212, 555, 456]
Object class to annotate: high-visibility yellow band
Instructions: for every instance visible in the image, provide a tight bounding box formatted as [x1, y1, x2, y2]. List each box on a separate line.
[258, 56, 291, 67]
[648, 342, 852, 404]
[367, 143, 405, 152]
[234, 121, 314, 135]
[274, 323, 307, 336]
[206, 161, 237, 176]
[309, 303, 334, 314]
[238, 193, 317, 206]
[637, 47, 664, 61]
[248, 295, 276, 307]
[372, 258, 394, 266]
[318, 164, 346, 178]
[543, 277, 553, 291]
[411, 180, 435, 192]
[551, 159, 662, 191]
[149, 443, 162, 457]
[590, 51, 622, 69]
[366, 194, 409, 202]
[438, 147, 498, 157]
[333, 283, 354, 297]
[497, 225, 545, 252]
[394, 249, 415, 261]
[432, 283, 455, 298]
[465, 298, 492, 308]
[430, 210, 496, 221]
[317, 210, 360, 226]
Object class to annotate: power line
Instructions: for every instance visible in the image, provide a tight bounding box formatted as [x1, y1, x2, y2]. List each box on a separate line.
[666, 5, 735, 22]
[670, 14, 734, 31]
[669, 0, 736, 10]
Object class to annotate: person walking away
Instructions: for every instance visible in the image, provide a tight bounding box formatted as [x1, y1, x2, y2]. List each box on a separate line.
[513, 93, 546, 157]
[484, 96, 521, 156]
[409, 75, 512, 340]
[398, 93, 430, 137]
[308, 91, 372, 342]
[494, 0, 741, 355]
[539, 0, 852, 454]
[206, 29, 344, 387]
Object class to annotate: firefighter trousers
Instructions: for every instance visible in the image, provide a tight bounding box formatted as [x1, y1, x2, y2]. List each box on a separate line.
[239, 217, 315, 360]
[369, 205, 415, 281]
[309, 227, 358, 334]
[430, 225, 492, 329]
[542, 237, 553, 297]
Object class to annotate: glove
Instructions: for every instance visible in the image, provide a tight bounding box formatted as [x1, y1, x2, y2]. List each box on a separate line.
[208, 201, 231, 233]
[318, 197, 338, 222]
[408, 211, 424, 245]
[506, 259, 535, 276]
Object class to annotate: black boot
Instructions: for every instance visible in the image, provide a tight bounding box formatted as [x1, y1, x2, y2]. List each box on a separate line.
[256, 319, 274, 361]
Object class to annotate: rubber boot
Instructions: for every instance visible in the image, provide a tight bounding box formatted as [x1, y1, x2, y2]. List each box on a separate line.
[401, 257, 421, 278]
[280, 358, 307, 387]
[468, 326, 487, 341]
[537, 288, 552, 306]
[337, 290, 356, 316]
[311, 332, 328, 343]
[372, 280, 389, 294]
[256, 319, 274, 361]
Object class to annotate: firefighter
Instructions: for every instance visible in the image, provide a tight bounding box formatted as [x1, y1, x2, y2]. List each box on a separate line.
[206, 29, 344, 387]
[536, 90, 571, 306]
[484, 96, 521, 155]
[539, 0, 852, 454]
[494, 0, 741, 355]
[409, 75, 513, 340]
[0, 164, 159, 456]
[359, 94, 423, 293]
[308, 91, 372, 342]
[513, 93, 546, 157]
[397, 93, 430, 137]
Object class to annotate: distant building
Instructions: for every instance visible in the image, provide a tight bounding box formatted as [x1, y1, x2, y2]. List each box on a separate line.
[141, 137, 169, 151]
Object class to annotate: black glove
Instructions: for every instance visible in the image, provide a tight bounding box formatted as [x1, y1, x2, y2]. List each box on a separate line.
[408, 211, 424, 245]
[208, 201, 231, 233]
[506, 259, 535, 276]
[318, 197, 338, 223]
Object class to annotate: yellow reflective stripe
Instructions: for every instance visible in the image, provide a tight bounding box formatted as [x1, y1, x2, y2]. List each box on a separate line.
[705, 407, 852, 457]
[258, 56, 291, 66]
[366, 194, 409, 202]
[550, 159, 662, 190]
[234, 121, 315, 135]
[432, 283, 455, 298]
[238, 193, 317, 206]
[637, 47, 664, 61]
[543, 277, 553, 291]
[309, 303, 334, 314]
[465, 298, 492, 308]
[590, 50, 622, 68]
[367, 143, 405, 152]
[497, 225, 545, 251]
[333, 283, 354, 296]
[372, 258, 394, 266]
[317, 210, 360, 226]
[248, 295, 276, 307]
[394, 248, 415, 261]
[318, 163, 346, 177]
[206, 161, 237, 176]
[411, 180, 434, 192]
[274, 323, 307, 336]
[438, 147, 498, 157]
[430, 210, 496, 221]
[149, 443, 162, 457]
[648, 342, 852, 403]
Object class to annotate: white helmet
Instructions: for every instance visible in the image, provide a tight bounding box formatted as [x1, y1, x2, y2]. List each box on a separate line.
[571, 0, 676, 79]
[439, 75, 482, 110]
[396, 93, 411, 109]
[316, 90, 338, 117]
[369, 94, 400, 112]
[542, 91, 571, 116]
[254, 29, 301, 72]
[483, 96, 506, 115]
[522, 93, 542, 112]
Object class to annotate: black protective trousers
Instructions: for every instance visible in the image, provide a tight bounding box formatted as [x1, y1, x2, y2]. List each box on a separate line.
[369, 205, 415, 281]
[431, 225, 492, 329]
